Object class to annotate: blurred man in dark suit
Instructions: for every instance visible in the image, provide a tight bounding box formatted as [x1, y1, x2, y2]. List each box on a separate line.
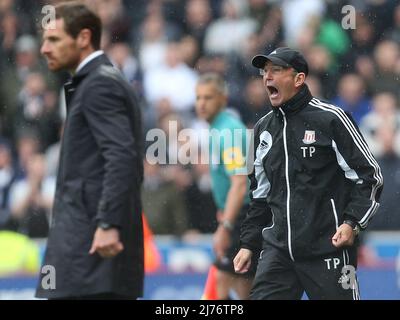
[36, 1, 144, 300]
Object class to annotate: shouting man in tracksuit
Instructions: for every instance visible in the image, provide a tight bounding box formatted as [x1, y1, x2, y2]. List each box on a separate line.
[233, 47, 383, 300]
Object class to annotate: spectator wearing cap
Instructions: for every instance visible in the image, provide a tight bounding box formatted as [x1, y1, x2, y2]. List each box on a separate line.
[234, 47, 383, 300]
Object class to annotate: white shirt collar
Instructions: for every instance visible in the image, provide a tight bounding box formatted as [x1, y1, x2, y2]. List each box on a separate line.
[75, 50, 104, 73]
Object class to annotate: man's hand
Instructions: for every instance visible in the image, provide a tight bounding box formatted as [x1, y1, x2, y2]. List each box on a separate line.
[213, 225, 231, 260]
[233, 248, 253, 274]
[332, 223, 356, 248]
[89, 227, 124, 258]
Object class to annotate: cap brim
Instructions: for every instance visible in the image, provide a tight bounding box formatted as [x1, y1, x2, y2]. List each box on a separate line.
[251, 55, 290, 69]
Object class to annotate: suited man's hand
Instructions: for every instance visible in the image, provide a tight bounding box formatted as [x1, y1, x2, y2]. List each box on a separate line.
[89, 228, 124, 258]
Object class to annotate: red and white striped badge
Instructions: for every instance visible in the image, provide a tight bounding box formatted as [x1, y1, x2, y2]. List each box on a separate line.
[302, 130, 316, 145]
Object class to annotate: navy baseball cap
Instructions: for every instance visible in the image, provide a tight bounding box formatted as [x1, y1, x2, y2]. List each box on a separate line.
[252, 47, 309, 75]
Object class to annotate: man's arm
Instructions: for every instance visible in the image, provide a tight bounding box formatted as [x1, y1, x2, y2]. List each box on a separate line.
[239, 171, 272, 252]
[83, 74, 140, 227]
[233, 122, 272, 272]
[329, 109, 383, 246]
[222, 175, 248, 224]
[213, 174, 247, 259]
[331, 110, 383, 227]
[83, 73, 140, 257]
[234, 164, 272, 272]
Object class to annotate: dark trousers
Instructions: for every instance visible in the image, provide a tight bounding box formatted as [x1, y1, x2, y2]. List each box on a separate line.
[250, 244, 360, 300]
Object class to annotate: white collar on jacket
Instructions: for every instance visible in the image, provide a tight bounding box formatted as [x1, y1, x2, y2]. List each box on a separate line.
[75, 50, 104, 74]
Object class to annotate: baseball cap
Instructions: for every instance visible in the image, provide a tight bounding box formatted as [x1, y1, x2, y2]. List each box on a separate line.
[252, 47, 309, 75]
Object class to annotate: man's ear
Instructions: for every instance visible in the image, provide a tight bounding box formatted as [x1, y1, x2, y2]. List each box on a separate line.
[294, 73, 306, 88]
[77, 28, 92, 49]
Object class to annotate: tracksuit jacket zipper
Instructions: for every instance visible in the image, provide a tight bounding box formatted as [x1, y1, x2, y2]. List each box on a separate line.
[280, 109, 295, 261]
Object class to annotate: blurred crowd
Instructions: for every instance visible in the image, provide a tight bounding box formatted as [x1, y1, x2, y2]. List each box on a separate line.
[0, 0, 399, 239]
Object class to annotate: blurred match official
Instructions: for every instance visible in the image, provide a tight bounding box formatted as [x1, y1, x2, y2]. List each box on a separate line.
[196, 73, 257, 299]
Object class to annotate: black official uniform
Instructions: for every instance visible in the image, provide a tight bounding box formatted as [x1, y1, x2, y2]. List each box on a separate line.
[240, 84, 383, 299]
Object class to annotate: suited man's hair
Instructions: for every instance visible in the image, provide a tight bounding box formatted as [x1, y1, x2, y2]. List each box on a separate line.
[55, 1, 102, 50]
[197, 72, 229, 96]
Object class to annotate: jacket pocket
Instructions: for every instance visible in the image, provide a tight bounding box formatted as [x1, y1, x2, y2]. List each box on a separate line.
[262, 210, 275, 239]
[330, 198, 339, 230]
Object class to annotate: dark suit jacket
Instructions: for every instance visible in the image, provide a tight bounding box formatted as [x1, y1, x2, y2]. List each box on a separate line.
[36, 54, 144, 298]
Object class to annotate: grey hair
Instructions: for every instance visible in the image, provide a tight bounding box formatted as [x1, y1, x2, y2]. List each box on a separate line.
[197, 72, 228, 96]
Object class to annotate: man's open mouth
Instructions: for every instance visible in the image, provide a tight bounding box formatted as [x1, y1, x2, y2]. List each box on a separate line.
[267, 85, 279, 98]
